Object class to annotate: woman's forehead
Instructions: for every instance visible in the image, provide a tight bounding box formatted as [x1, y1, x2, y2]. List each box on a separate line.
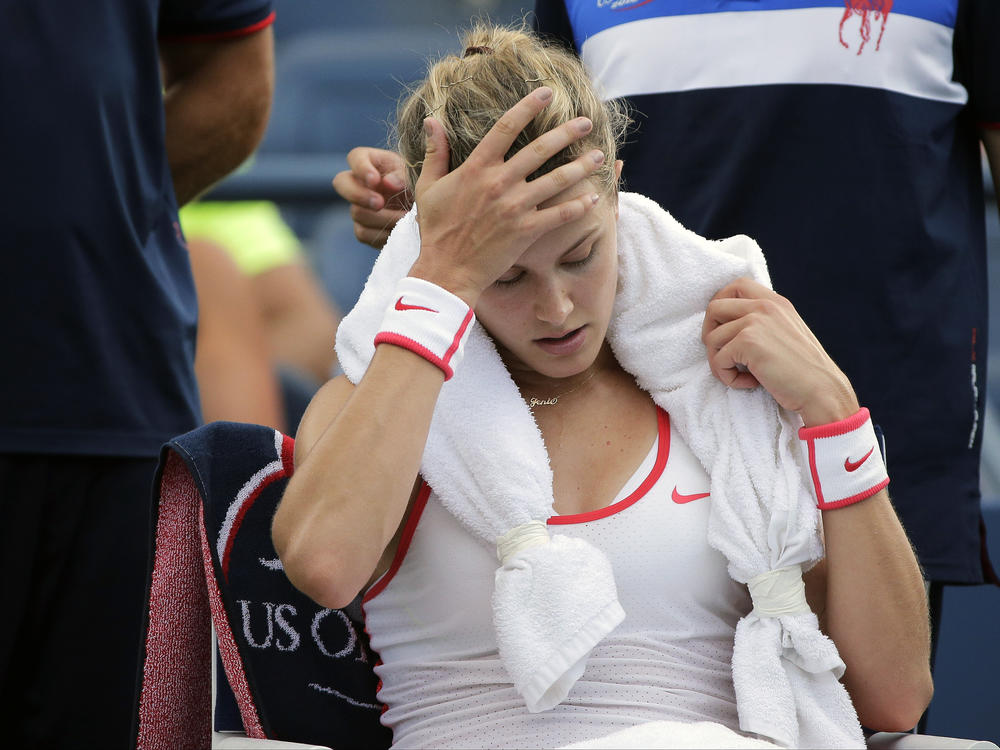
[521, 196, 616, 262]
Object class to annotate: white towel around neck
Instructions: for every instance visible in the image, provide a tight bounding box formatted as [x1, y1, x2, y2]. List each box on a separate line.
[336, 192, 865, 748]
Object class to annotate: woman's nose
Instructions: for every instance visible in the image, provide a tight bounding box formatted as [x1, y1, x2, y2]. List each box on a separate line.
[535, 280, 573, 325]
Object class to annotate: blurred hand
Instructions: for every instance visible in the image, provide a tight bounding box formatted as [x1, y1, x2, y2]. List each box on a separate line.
[408, 86, 606, 307]
[332, 147, 411, 249]
[701, 277, 859, 427]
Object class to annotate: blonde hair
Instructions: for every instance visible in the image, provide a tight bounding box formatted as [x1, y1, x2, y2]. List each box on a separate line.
[396, 22, 630, 195]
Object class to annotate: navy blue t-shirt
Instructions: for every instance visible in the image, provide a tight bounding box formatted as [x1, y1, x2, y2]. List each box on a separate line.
[0, 0, 273, 457]
[535, 0, 999, 583]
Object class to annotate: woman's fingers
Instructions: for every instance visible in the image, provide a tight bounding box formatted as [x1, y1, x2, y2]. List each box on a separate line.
[406, 88, 604, 303]
[701, 278, 858, 417]
[702, 296, 760, 340]
[703, 315, 763, 389]
[702, 288, 804, 379]
[418, 88, 599, 211]
[471, 87, 555, 165]
[701, 279, 783, 337]
[529, 191, 601, 237]
[504, 115, 594, 179]
[414, 117, 452, 195]
[523, 148, 606, 207]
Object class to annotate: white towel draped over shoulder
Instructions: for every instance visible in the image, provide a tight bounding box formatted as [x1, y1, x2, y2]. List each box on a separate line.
[335, 193, 865, 748]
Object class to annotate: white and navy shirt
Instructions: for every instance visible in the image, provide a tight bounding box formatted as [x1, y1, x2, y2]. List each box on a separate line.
[362, 409, 753, 749]
[535, 0, 1000, 584]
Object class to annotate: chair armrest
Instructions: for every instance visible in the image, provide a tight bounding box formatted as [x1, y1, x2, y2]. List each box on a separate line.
[867, 732, 999, 749]
[213, 731, 333, 750]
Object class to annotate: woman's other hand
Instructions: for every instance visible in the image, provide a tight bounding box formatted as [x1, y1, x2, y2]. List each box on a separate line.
[702, 277, 859, 427]
[332, 147, 412, 249]
[408, 87, 606, 308]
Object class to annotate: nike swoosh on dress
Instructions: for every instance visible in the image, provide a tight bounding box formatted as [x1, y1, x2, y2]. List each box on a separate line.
[671, 487, 710, 504]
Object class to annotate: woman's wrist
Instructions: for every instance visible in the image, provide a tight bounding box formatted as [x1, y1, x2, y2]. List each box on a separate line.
[796, 375, 860, 428]
[408, 257, 482, 309]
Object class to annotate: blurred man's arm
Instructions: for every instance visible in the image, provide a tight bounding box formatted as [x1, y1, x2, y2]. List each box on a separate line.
[160, 26, 274, 205]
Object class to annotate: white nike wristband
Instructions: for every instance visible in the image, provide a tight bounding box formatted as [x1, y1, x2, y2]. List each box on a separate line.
[374, 277, 476, 380]
[798, 407, 889, 510]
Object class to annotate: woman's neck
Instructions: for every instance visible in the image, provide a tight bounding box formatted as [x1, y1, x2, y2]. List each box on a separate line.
[510, 342, 619, 406]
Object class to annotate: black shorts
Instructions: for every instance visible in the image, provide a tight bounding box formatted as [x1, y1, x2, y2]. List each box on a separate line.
[0, 453, 159, 749]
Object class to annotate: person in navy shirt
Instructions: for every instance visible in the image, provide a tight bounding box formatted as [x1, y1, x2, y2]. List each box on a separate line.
[0, 1, 274, 746]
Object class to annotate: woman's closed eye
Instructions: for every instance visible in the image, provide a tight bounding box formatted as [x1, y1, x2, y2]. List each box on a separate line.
[492, 245, 597, 288]
[564, 247, 595, 269]
[493, 269, 525, 287]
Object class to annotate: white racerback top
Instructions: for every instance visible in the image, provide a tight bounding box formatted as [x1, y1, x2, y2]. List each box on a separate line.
[362, 409, 753, 749]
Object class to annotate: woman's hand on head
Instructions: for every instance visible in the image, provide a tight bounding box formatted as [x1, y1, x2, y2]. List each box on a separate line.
[408, 87, 606, 307]
[701, 277, 859, 427]
[332, 147, 412, 249]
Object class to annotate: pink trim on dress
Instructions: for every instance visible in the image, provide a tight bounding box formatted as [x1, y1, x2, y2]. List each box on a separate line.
[363, 482, 432, 603]
[548, 408, 670, 525]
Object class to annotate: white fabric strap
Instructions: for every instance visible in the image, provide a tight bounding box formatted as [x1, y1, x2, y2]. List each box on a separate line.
[374, 277, 475, 380]
[747, 565, 810, 618]
[496, 520, 551, 565]
[798, 407, 889, 510]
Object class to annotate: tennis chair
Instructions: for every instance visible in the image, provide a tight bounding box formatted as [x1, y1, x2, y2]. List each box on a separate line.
[133, 420, 998, 750]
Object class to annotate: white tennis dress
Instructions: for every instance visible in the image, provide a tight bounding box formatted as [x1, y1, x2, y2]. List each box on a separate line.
[362, 409, 754, 749]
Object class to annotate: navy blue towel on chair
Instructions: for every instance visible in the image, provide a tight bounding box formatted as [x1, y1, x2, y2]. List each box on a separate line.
[134, 421, 390, 750]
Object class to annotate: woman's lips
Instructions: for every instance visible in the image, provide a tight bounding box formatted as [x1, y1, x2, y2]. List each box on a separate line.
[535, 326, 587, 356]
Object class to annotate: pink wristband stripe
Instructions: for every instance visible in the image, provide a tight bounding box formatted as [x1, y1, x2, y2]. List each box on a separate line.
[443, 309, 476, 365]
[815, 479, 890, 511]
[798, 407, 871, 440]
[374, 332, 455, 380]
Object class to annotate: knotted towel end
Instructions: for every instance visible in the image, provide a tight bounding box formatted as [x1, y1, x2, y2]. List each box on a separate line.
[520, 599, 626, 713]
[493, 535, 624, 713]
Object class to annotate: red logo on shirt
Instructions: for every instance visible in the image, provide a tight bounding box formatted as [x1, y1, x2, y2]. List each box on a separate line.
[395, 297, 438, 313]
[844, 446, 875, 472]
[671, 487, 710, 504]
[840, 0, 893, 55]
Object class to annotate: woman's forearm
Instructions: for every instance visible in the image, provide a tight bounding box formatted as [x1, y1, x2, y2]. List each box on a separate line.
[821, 490, 933, 730]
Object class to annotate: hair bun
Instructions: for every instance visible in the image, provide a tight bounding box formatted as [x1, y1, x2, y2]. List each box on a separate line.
[463, 45, 493, 57]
